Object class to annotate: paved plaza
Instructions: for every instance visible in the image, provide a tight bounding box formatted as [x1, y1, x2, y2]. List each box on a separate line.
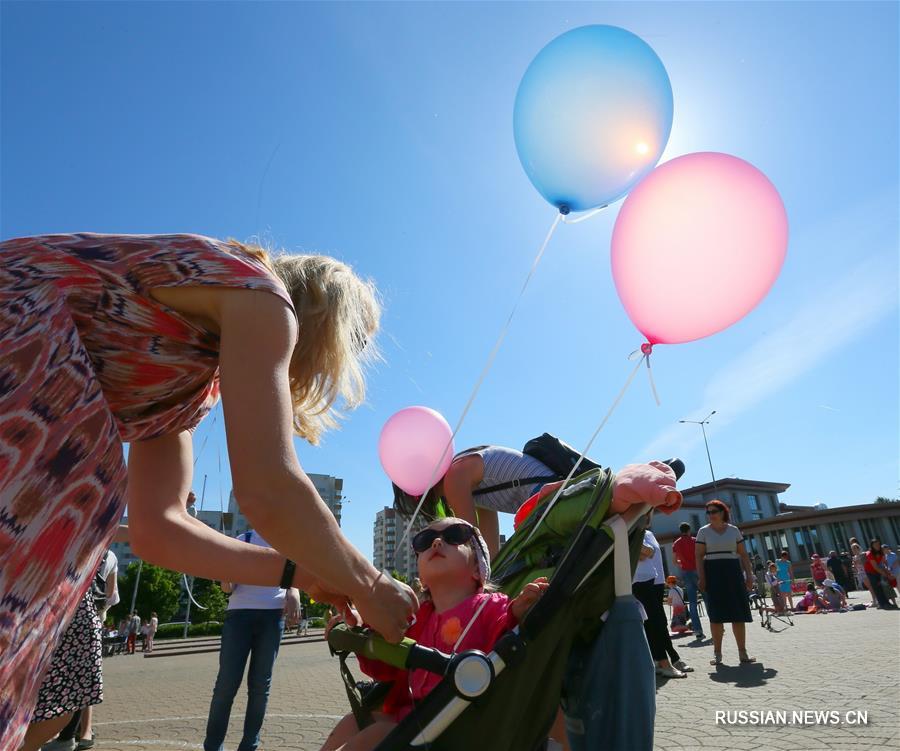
[92, 596, 899, 751]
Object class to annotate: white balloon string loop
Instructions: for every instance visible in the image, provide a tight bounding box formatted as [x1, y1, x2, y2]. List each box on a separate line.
[559, 205, 608, 224]
[183, 574, 209, 610]
[400, 211, 564, 543]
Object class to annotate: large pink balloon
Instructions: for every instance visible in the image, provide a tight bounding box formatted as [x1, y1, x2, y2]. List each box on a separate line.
[378, 406, 454, 496]
[611, 152, 788, 345]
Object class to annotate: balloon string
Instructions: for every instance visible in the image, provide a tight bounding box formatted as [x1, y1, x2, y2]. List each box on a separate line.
[559, 205, 608, 225]
[646, 353, 661, 406]
[399, 211, 564, 544]
[183, 574, 208, 610]
[522, 353, 646, 545]
[193, 406, 219, 467]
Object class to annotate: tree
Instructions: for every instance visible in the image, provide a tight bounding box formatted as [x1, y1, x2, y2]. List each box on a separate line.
[188, 577, 228, 623]
[110, 561, 182, 624]
[875, 497, 899, 504]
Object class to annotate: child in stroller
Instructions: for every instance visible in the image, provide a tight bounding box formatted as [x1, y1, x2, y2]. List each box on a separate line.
[321, 518, 549, 751]
[324, 461, 683, 751]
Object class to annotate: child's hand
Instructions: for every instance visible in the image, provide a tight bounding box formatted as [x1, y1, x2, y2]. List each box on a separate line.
[610, 461, 683, 515]
[324, 606, 362, 638]
[511, 577, 550, 621]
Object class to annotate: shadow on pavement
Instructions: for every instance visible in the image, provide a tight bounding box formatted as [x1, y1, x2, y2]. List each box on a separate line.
[708, 662, 778, 688]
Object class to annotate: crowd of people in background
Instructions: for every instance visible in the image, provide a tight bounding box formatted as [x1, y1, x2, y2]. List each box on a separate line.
[649, 508, 900, 695]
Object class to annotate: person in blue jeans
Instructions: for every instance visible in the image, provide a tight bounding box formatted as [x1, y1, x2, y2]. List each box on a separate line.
[671, 522, 703, 639]
[204, 529, 300, 751]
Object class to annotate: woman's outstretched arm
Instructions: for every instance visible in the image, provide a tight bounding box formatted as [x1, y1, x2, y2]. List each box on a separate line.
[130, 289, 416, 641]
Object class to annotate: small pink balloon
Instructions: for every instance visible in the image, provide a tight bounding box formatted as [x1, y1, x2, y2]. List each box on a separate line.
[378, 406, 454, 496]
[611, 152, 788, 345]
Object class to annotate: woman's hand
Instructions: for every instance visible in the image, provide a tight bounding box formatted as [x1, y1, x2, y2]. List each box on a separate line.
[639, 545, 655, 561]
[511, 577, 550, 621]
[698, 577, 706, 593]
[324, 607, 361, 639]
[283, 589, 301, 628]
[352, 571, 418, 643]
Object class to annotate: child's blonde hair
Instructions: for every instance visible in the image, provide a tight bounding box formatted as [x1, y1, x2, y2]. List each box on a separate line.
[229, 241, 381, 445]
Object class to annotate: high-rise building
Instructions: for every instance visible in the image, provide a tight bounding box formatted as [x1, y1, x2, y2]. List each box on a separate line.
[373, 507, 429, 581]
[224, 473, 343, 537]
[309, 473, 344, 527]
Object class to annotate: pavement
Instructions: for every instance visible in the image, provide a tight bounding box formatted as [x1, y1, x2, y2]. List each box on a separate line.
[89, 593, 899, 751]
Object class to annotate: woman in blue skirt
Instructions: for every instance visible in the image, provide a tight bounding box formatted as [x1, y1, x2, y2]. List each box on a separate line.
[696, 500, 755, 666]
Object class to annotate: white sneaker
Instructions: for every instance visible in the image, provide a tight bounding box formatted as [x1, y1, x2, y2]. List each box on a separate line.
[674, 659, 694, 672]
[656, 664, 687, 678]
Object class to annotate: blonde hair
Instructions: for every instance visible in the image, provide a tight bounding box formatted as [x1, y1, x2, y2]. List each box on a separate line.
[229, 241, 381, 445]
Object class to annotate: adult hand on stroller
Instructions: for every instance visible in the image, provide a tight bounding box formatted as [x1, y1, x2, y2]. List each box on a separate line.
[306, 580, 356, 621]
[324, 606, 361, 638]
[353, 571, 419, 643]
[610, 461, 683, 515]
[510, 577, 550, 621]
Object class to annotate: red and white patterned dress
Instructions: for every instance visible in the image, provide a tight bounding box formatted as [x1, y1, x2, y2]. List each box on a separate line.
[0, 233, 294, 749]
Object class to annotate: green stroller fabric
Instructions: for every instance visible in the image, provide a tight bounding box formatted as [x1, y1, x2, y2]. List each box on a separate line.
[328, 468, 649, 751]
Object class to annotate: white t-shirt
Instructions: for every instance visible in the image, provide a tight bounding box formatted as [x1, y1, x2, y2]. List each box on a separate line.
[668, 586, 685, 608]
[227, 530, 286, 611]
[633, 530, 665, 584]
[695, 523, 743, 560]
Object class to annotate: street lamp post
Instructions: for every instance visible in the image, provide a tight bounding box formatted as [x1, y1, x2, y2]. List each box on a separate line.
[679, 411, 718, 489]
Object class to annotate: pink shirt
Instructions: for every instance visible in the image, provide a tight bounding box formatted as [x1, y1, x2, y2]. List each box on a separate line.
[358, 592, 516, 721]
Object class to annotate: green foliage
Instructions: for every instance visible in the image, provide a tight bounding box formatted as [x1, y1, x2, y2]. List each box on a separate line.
[109, 561, 182, 624]
[188, 578, 228, 623]
[875, 496, 899, 504]
[299, 590, 332, 618]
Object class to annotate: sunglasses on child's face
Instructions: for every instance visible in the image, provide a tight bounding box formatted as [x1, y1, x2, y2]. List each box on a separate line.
[705, 508, 722, 515]
[412, 523, 475, 554]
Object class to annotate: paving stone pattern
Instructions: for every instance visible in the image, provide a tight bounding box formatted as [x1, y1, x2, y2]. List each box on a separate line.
[92, 597, 899, 751]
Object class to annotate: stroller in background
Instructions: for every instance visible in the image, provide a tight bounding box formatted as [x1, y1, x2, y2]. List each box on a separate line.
[328, 461, 683, 751]
[749, 587, 794, 632]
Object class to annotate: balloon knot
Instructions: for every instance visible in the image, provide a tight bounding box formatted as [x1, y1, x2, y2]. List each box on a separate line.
[641, 342, 653, 355]
[558, 205, 571, 216]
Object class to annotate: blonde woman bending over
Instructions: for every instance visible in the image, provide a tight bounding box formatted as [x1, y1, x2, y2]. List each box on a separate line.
[1, 233, 417, 751]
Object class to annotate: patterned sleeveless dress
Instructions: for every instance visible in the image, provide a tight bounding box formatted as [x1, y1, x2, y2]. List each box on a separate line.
[0, 233, 294, 748]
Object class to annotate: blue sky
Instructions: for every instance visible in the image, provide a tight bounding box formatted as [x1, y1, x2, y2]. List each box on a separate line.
[2, 2, 897, 559]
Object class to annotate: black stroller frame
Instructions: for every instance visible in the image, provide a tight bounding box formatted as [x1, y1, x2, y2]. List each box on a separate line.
[749, 588, 794, 632]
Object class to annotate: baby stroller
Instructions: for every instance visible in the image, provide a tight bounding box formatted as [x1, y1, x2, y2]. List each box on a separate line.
[327, 462, 681, 751]
[749, 588, 794, 632]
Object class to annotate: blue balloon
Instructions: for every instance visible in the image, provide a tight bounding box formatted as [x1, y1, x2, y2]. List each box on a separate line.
[514, 25, 674, 213]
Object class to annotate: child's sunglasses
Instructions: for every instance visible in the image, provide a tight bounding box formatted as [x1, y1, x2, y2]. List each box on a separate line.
[412, 523, 475, 554]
